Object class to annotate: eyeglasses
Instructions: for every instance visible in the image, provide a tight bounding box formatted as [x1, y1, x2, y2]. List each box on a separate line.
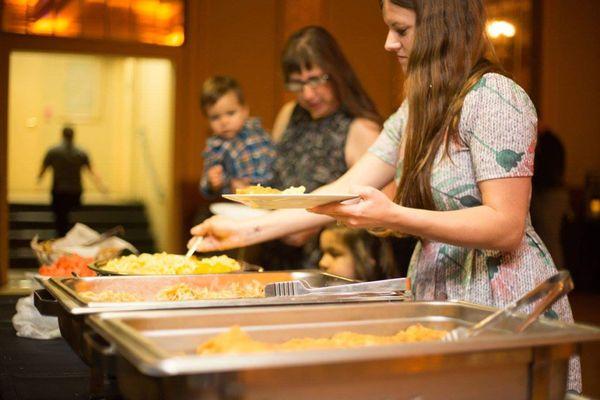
[285, 74, 330, 92]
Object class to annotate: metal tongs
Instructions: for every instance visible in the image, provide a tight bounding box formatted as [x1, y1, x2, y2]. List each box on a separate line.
[82, 225, 125, 246]
[443, 270, 573, 342]
[265, 277, 411, 298]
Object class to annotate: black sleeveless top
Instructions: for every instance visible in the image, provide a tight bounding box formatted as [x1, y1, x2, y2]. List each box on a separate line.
[271, 105, 352, 192]
[259, 105, 354, 270]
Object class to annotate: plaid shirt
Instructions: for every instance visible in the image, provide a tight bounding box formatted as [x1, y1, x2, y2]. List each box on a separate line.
[200, 118, 276, 198]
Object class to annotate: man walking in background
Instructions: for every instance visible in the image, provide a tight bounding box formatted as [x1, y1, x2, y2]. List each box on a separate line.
[37, 125, 107, 236]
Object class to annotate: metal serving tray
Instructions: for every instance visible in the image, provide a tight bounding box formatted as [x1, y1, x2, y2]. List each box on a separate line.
[34, 271, 409, 366]
[87, 301, 600, 400]
[42, 271, 410, 314]
[35, 271, 409, 398]
[88, 259, 264, 276]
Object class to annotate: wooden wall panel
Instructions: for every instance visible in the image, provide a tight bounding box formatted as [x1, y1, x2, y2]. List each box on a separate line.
[539, 0, 600, 187]
[202, 0, 278, 127]
[280, 0, 326, 39]
[325, 0, 404, 118]
[0, 41, 8, 285]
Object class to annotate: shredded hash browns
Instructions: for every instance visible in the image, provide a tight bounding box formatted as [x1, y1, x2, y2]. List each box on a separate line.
[197, 325, 447, 355]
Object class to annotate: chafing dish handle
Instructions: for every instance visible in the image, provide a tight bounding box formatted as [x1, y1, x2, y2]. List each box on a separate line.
[33, 288, 60, 317]
[83, 331, 116, 367]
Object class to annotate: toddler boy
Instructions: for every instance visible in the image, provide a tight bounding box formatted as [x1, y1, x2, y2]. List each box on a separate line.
[199, 76, 276, 198]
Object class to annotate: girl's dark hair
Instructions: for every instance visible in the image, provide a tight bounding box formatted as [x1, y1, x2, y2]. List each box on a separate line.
[326, 225, 399, 281]
[200, 76, 245, 115]
[282, 26, 382, 125]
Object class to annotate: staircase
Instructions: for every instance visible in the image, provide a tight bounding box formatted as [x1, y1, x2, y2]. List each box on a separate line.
[9, 203, 156, 268]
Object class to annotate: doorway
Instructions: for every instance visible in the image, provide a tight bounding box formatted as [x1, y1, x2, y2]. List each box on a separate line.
[7, 51, 176, 260]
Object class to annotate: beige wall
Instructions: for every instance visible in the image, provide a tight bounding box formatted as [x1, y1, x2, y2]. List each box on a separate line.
[129, 58, 175, 252]
[540, 0, 600, 187]
[9, 52, 132, 200]
[7, 52, 175, 251]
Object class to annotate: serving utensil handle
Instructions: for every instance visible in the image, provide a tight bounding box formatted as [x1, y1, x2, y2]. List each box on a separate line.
[470, 270, 573, 335]
[306, 277, 411, 294]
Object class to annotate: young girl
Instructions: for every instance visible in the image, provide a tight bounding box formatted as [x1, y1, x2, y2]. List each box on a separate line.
[190, 0, 580, 391]
[319, 225, 398, 281]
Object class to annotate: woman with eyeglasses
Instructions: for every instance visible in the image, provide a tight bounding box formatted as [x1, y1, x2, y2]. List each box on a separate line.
[259, 26, 384, 269]
[191, 1, 580, 390]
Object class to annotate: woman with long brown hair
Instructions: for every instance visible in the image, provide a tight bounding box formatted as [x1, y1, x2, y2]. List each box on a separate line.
[263, 26, 382, 268]
[190, 1, 580, 391]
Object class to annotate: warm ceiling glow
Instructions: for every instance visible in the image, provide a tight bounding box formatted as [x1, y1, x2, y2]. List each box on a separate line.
[29, 17, 71, 35]
[29, 18, 54, 34]
[487, 20, 516, 39]
[3, 0, 184, 46]
[164, 29, 184, 46]
[156, 3, 176, 20]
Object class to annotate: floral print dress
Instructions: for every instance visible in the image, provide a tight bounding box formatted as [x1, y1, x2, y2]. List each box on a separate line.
[369, 73, 581, 391]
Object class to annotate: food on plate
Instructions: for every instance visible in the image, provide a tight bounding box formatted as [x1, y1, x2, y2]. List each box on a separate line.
[100, 253, 241, 275]
[196, 324, 447, 355]
[235, 184, 306, 195]
[79, 290, 143, 302]
[39, 254, 96, 277]
[156, 280, 264, 301]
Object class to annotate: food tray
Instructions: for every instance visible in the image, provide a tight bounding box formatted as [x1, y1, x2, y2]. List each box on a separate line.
[42, 271, 410, 314]
[87, 258, 263, 276]
[35, 271, 409, 367]
[87, 301, 600, 400]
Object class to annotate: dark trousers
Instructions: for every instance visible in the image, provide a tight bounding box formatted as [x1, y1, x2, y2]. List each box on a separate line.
[51, 191, 81, 237]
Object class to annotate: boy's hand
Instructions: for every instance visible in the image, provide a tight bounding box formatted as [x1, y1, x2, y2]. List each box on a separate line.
[207, 165, 224, 189]
[230, 178, 250, 192]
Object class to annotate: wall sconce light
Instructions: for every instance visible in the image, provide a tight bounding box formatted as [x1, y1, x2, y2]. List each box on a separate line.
[487, 20, 516, 39]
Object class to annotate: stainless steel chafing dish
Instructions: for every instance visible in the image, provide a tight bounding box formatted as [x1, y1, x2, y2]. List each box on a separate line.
[34, 271, 410, 398]
[87, 301, 600, 400]
[40, 271, 410, 314]
[35, 271, 410, 362]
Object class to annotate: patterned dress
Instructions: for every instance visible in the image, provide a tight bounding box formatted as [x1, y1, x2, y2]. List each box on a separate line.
[369, 73, 581, 391]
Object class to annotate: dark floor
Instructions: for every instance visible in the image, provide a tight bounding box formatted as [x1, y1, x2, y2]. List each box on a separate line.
[0, 295, 90, 400]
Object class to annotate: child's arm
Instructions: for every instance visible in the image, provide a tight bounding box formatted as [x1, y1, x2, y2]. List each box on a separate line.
[199, 138, 228, 198]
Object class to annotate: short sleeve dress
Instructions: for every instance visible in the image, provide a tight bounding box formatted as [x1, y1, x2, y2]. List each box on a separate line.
[369, 73, 581, 391]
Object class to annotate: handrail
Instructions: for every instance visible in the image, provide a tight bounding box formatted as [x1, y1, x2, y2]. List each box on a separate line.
[136, 127, 166, 202]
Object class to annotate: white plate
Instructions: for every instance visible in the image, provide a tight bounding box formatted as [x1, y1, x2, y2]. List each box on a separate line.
[222, 194, 359, 209]
[209, 202, 270, 219]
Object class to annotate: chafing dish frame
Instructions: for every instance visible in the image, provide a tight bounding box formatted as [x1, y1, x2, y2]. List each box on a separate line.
[34, 271, 410, 364]
[86, 301, 600, 400]
[43, 271, 411, 314]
